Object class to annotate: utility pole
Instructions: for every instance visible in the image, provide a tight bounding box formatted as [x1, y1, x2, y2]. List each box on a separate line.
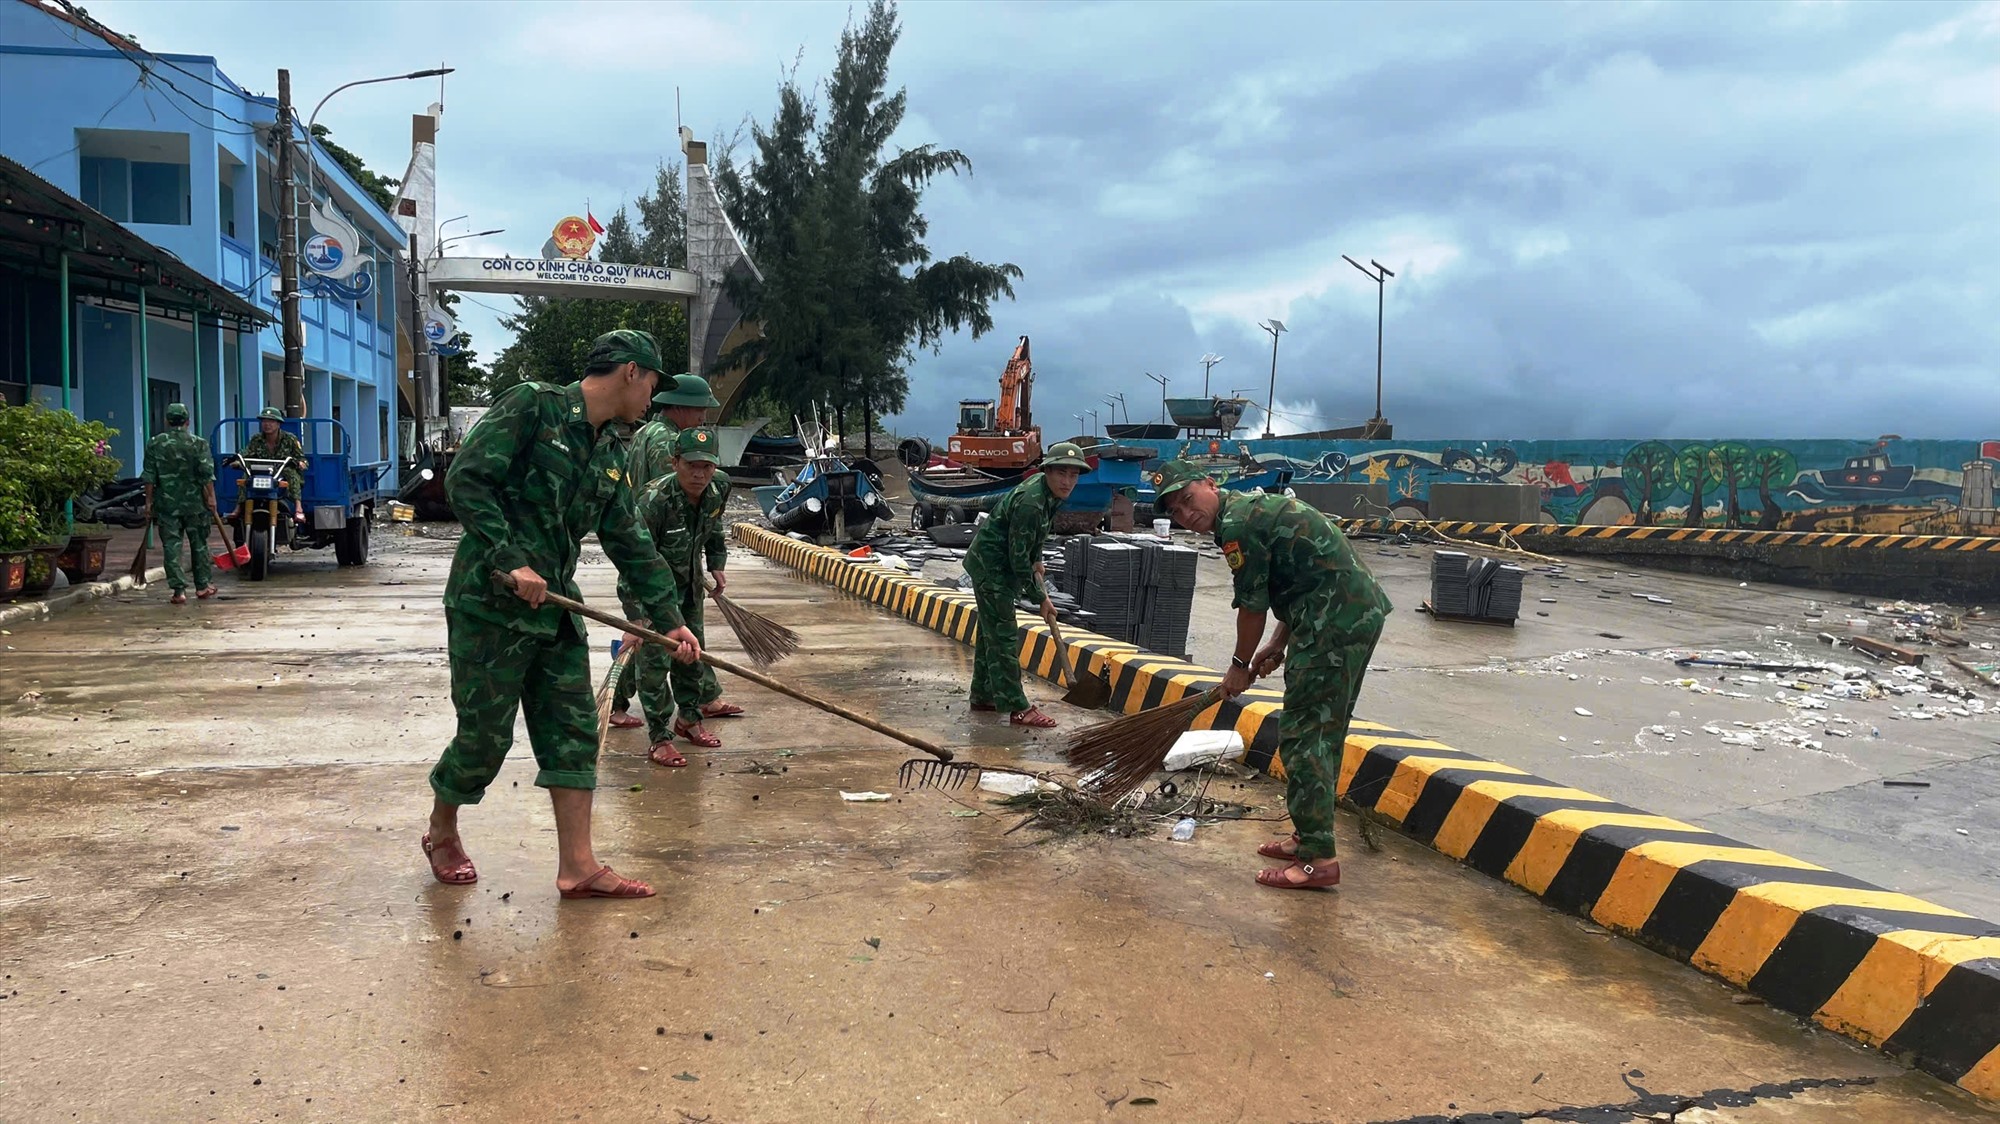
[1146, 371, 1168, 424]
[408, 255, 426, 452]
[276, 69, 305, 417]
[1259, 320, 1286, 439]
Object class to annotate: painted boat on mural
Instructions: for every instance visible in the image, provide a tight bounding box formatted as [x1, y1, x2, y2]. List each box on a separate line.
[1796, 448, 1917, 500]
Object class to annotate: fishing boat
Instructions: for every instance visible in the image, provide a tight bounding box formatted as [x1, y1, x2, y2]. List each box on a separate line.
[751, 413, 894, 542]
[1165, 396, 1251, 434]
[1130, 439, 1294, 510]
[1104, 421, 1181, 441]
[905, 461, 1022, 527]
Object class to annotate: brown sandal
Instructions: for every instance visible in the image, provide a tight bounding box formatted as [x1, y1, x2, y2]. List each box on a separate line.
[422, 833, 477, 885]
[558, 865, 654, 900]
[1257, 833, 1300, 859]
[648, 740, 688, 767]
[674, 720, 722, 749]
[608, 710, 644, 729]
[700, 701, 745, 719]
[1009, 706, 1058, 728]
[1255, 859, 1340, 890]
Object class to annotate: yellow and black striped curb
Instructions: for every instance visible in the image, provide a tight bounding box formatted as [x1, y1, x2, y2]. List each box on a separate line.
[736, 521, 2000, 1099]
[1341, 518, 2000, 552]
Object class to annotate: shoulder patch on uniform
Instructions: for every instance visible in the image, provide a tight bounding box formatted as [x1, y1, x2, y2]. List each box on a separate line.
[607, 466, 622, 482]
[1222, 540, 1245, 571]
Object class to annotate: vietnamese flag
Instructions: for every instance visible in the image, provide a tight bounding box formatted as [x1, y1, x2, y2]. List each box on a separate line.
[587, 208, 605, 235]
[1982, 440, 2000, 462]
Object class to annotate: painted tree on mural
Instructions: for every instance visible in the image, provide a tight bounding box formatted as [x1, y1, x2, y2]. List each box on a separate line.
[1751, 447, 1799, 531]
[1676, 442, 1717, 527]
[1621, 441, 1680, 526]
[1707, 441, 1757, 529]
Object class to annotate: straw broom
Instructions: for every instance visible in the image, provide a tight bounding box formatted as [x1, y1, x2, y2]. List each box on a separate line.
[595, 640, 639, 756]
[704, 573, 799, 666]
[1061, 687, 1223, 802]
[127, 521, 153, 585]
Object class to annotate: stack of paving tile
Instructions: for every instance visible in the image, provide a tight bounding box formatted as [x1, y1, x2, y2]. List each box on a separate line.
[1431, 550, 1524, 623]
[1081, 542, 1141, 640]
[1135, 544, 1198, 657]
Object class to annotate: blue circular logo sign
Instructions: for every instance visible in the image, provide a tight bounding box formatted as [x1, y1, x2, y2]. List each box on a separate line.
[423, 317, 450, 343]
[304, 234, 345, 273]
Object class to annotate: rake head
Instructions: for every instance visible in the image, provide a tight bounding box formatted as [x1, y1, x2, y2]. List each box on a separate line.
[897, 758, 986, 791]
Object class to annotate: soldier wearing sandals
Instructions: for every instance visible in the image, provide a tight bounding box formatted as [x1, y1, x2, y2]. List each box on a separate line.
[961, 442, 1092, 728]
[1154, 459, 1391, 891]
[608, 373, 723, 730]
[618, 425, 741, 765]
[421, 329, 702, 901]
[141, 402, 220, 604]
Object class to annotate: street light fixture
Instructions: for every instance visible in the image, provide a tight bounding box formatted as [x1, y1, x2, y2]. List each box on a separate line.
[1145, 371, 1168, 424]
[435, 228, 503, 258]
[1200, 353, 1224, 396]
[1342, 255, 1394, 429]
[278, 65, 455, 418]
[1088, 409, 1100, 438]
[1103, 393, 1126, 424]
[1259, 319, 1286, 439]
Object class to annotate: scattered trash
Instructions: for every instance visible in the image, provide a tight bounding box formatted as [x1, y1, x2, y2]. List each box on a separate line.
[1882, 779, 1932, 788]
[1573, 707, 1593, 717]
[1957, 828, 1971, 837]
[15, 690, 43, 704]
[839, 791, 892, 802]
[864, 937, 881, 949]
[1170, 817, 1197, 842]
[1162, 730, 1247, 771]
[976, 773, 1061, 796]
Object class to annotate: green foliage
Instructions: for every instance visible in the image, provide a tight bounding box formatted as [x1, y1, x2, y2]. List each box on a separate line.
[1675, 442, 1715, 527]
[0, 404, 123, 542]
[720, 0, 1021, 451]
[1750, 446, 1799, 530]
[309, 124, 401, 214]
[1706, 441, 1757, 528]
[1620, 440, 1679, 525]
[0, 476, 39, 553]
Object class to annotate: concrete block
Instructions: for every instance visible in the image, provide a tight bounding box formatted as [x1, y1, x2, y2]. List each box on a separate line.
[1294, 482, 1390, 519]
[1429, 482, 1542, 523]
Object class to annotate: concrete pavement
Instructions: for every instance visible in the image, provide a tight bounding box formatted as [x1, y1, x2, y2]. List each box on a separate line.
[1, 530, 1995, 1122]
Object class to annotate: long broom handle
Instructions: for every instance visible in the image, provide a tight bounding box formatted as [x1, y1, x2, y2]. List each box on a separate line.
[1040, 604, 1081, 689]
[493, 571, 952, 762]
[210, 509, 234, 550]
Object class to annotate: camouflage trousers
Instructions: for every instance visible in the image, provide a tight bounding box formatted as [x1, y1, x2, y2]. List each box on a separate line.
[154, 513, 212, 592]
[611, 591, 719, 741]
[968, 583, 1029, 713]
[1281, 630, 1381, 862]
[430, 609, 598, 804]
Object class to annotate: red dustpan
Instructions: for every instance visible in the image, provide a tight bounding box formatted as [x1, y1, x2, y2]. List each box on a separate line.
[210, 511, 250, 570]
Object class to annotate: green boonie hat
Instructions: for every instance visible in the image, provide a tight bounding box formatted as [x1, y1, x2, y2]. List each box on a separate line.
[1151, 458, 1210, 501]
[165, 403, 189, 422]
[653, 373, 721, 408]
[257, 407, 284, 422]
[1042, 441, 1090, 471]
[672, 426, 721, 464]
[586, 328, 665, 373]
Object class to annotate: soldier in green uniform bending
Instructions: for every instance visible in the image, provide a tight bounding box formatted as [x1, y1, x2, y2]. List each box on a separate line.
[141, 402, 218, 605]
[618, 426, 740, 763]
[1155, 460, 1392, 891]
[609, 373, 723, 729]
[422, 329, 702, 901]
[242, 407, 308, 524]
[961, 442, 1092, 728]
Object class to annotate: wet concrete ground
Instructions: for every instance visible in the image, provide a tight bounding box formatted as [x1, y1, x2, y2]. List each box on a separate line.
[2, 530, 1996, 1122]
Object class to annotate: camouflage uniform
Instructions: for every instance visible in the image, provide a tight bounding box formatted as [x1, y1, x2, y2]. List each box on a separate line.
[141, 416, 214, 593]
[962, 474, 1064, 713]
[430, 373, 684, 805]
[242, 420, 308, 506]
[1214, 491, 1391, 862]
[618, 427, 730, 741]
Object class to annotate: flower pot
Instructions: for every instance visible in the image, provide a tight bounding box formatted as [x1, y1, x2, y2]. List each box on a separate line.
[0, 551, 26, 601]
[58, 533, 112, 583]
[20, 544, 64, 595]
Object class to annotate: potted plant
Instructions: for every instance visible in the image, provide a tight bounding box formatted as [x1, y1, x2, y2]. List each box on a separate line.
[0, 403, 122, 595]
[0, 477, 34, 600]
[58, 520, 115, 583]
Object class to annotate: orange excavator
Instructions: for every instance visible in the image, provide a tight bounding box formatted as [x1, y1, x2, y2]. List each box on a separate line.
[944, 335, 1044, 471]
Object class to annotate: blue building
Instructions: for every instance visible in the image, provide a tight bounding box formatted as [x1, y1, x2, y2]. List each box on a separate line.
[0, 0, 406, 485]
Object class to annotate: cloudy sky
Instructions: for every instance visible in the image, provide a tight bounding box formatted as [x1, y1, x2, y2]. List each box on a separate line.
[97, 0, 2000, 441]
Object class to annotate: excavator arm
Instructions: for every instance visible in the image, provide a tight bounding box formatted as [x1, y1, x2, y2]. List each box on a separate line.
[996, 335, 1032, 434]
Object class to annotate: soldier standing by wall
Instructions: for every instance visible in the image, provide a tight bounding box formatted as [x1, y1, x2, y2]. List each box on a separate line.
[142, 402, 218, 605]
[1154, 459, 1392, 891]
[421, 329, 701, 901]
[961, 442, 1092, 728]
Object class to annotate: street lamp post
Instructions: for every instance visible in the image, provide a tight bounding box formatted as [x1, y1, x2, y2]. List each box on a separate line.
[434, 228, 503, 258]
[1342, 255, 1393, 429]
[1146, 372, 1168, 425]
[1200, 353, 1224, 396]
[277, 65, 453, 418]
[1258, 319, 1286, 439]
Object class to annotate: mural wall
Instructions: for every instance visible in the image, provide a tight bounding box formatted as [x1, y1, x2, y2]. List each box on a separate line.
[1232, 437, 2000, 534]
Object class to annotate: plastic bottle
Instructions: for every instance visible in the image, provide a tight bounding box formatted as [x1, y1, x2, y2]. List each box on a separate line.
[1170, 817, 1197, 842]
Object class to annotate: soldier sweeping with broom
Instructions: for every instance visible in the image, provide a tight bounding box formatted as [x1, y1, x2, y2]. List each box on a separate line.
[1152, 460, 1391, 890]
[962, 442, 1093, 727]
[618, 425, 742, 764]
[421, 328, 701, 901]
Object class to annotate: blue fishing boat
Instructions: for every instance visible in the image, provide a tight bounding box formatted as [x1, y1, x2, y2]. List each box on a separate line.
[1130, 439, 1294, 509]
[752, 415, 894, 542]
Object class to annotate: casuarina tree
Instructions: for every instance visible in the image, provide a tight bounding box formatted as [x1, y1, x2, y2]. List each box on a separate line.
[1621, 441, 1680, 527]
